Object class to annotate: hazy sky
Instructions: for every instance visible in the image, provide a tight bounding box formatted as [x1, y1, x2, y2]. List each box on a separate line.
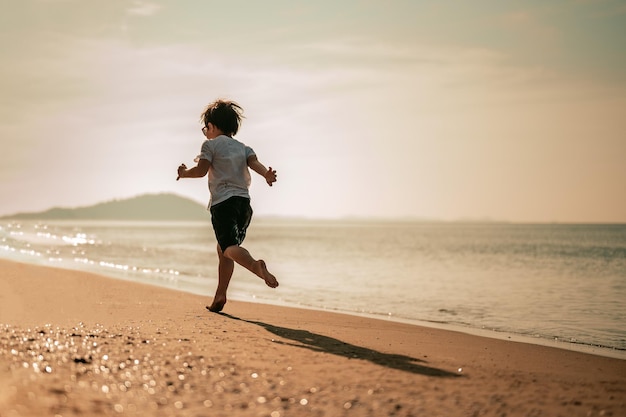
[1, 0, 625, 222]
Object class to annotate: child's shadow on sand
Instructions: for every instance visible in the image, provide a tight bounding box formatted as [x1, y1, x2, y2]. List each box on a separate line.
[220, 313, 460, 378]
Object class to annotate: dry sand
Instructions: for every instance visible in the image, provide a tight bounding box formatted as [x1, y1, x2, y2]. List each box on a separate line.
[0, 259, 624, 417]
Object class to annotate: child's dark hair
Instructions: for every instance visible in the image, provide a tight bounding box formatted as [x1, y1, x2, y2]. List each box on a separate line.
[200, 99, 244, 136]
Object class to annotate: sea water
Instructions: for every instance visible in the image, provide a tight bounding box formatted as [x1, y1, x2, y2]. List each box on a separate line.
[1, 219, 625, 357]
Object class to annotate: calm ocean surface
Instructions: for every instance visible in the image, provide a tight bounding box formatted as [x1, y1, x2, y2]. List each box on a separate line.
[1, 220, 625, 358]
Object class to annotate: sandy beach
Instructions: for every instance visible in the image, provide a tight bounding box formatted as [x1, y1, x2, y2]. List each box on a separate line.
[0, 259, 624, 417]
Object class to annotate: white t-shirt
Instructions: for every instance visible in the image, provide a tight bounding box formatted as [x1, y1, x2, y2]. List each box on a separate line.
[196, 135, 256, 207]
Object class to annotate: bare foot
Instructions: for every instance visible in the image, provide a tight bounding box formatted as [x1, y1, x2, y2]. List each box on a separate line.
[207, 297, 226, 313]
[254, 260, 279, 288]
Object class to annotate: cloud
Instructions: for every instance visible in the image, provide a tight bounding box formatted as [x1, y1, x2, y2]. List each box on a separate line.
[288, 37, 565, 101]
[126, 1, 162, 17]
[579, 0, 626, 17]
[493, 8, 560, 43]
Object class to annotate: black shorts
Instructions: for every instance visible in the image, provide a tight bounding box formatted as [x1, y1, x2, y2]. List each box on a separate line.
[210, 196, 253, 252]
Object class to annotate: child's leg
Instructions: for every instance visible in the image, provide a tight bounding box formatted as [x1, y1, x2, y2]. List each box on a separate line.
[223, 245, 279, 288]
[207, 244, 234, 312]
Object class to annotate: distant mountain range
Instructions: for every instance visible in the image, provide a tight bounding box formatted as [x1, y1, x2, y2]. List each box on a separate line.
[1, 193, 209, 221]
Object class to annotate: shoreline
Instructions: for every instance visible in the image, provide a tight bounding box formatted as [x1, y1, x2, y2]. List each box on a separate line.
[2, 220, 625, 360]
[232, 294, 626, 361]
[2, 252, 625, 361]
[1, 258, 625, 416]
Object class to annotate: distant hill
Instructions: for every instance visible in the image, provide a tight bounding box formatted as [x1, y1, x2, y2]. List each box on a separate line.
[1, 193, 209, 221]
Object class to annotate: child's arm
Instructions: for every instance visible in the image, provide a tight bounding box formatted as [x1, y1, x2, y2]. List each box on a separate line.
[247, 155, 277, 186]
[177, 159, 210, 180]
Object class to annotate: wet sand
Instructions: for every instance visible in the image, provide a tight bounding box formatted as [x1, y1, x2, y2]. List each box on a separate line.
[1, 259, 624, 417]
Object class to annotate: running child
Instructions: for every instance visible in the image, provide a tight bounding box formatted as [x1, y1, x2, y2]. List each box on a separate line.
[177, 99, 278, 313]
